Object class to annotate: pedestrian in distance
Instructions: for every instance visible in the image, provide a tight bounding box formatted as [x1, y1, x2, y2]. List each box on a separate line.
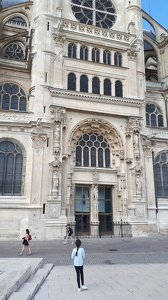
[64, 223, 74, 244]
[71, 239, 88, 292]
[19, 229, 32, 256]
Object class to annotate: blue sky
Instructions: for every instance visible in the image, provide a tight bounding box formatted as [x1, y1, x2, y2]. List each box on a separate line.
[141, 0, 168, 30]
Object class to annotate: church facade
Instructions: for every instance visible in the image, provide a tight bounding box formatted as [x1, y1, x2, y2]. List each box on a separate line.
[0, 0, 168, 239]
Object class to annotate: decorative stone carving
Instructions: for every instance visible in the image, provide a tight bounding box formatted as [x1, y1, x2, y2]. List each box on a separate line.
[133, 132, 140, 159]
[93, 185, 98, 201]
[136, 175, 142, 196]
[31, 133, 47, 151]
[50, 204, 60, 218]
[52, 171, 59, 195]
[52, 34, 66, 46]
[131, 162, 144, 174]
[50, 106, 67, 126]
[93, 171, 98, 185]
[127, 50, 137, 61]
[70, 118, 123, 151]
[126, 118, 138, 136]
[92, 184, 98, 222]
[53, 124, 60, 153]
[0, 111, 30, 121]
[36, 118, 43, 131]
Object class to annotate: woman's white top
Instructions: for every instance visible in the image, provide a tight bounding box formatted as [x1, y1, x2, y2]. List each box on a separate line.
[71, 247, 85, 266]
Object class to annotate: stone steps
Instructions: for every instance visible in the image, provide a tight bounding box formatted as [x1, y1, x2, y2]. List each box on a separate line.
[8, 263, 53, 300]
[0, 258, 43, 300]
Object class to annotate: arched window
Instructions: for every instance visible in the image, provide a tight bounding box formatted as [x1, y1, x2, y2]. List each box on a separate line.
[76, 133, 110, 168]
[80, 45, 88, 60]
[80, 75, 88, 93]
[146, 104, 163, 127]
[92, 48, 100, 63]
[155, 152, 168, 197]
[68, 43, 77, 58]
[115, 80, 123, 97]
[103, 50, 111, 65]
[0, 83, 27, 111]
[4, 43, 25, 60]
[114, 52, 122, 66]
[68, 73, 76, 91]
[104, 79, 111, 96]
[0, 141, 23, 195]
[92, 77, 100, 94]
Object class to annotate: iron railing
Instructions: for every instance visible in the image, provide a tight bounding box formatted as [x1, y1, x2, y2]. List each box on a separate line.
[75, 219, 132, 238]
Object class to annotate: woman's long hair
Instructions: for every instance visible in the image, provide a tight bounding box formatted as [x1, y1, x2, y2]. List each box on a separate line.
[26, 229, 30, 235]
[75, 239, 81, 256]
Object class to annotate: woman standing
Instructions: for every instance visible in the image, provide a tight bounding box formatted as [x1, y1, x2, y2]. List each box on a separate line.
[19, 229, 32, 256]
[71, 239, 88, 291]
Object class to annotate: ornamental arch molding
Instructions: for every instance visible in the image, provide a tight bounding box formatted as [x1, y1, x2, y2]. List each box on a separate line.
[69, 118, 123, 153]
[2, 13, 29, 28]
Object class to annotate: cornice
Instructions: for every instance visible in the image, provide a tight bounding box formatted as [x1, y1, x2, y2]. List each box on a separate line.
[54, 18, 135, 45]
[49, 88, 144, 107]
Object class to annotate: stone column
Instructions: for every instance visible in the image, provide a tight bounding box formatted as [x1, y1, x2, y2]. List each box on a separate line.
[90, 171, 99, 236]
[30, 123, 47, 206]
[143, 146, 156, 221]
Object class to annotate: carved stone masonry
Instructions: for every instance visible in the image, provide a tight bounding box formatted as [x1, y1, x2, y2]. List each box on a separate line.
[53, 124, 60, 153]
[31, 133, 47, 151]
[50, 106, 67, 126]
[125, 117, 141, 137]
[52, 34, 66, 46]
[52, 171, 59, 196]
[127, 50, 137, 61]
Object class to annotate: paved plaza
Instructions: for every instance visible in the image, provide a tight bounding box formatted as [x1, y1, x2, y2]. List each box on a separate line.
[1, 235, 168, 299]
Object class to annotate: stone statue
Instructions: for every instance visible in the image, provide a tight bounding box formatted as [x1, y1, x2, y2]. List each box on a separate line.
[52, 171, 59, 193]
[53, 125, 60, 153]
[93, 185, 98, 201]
[136, 176, 142, 196]
[133, 132, 139, 151]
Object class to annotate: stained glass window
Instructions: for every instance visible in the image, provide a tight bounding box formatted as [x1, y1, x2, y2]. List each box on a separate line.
[0, 83, 27, 111]
[4, 44, 25, 60]
[155, 152, 168, 197]
[76, 133, 110, 168]
[146, 104, 163, 127]
[0, 141, 23, 195]
[71, 0, 117, 29]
